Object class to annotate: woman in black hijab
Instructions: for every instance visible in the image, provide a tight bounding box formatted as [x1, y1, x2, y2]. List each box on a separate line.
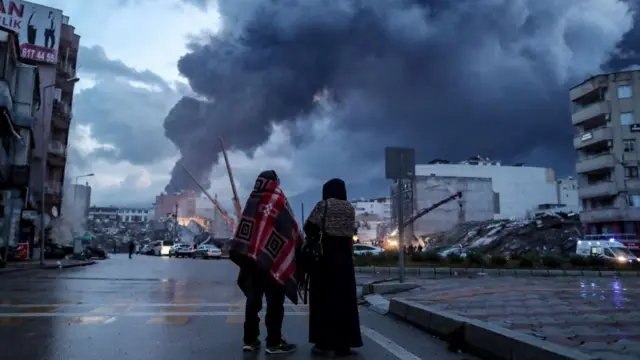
[304, 178, 363, 357]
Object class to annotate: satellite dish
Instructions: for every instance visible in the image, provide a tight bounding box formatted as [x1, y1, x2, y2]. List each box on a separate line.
[51, 206, 58, 217]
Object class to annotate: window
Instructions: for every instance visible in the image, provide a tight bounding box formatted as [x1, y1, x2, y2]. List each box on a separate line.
[621, 112, 635, 125]
[618, 85, 632, 99]
[604, 248, 615, 258]
[624, 139, 636, 152]
[625, 166, 639, 179]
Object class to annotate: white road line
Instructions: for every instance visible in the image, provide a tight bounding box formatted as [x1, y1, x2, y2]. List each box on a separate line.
[361, 325, 422, 360]
[0, 311, 309, 317]
[0, 303, 307, 308]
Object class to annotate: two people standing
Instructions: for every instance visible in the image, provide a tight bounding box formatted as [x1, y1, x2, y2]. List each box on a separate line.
[229, 171, 362, 356]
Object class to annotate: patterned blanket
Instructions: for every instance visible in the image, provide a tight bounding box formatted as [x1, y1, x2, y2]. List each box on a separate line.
[229, 171, 303, 304]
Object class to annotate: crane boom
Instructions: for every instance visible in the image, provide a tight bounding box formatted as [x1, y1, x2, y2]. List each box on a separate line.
[401, 191, 463, 228]
[180, 164, 236, 231]
[220, 138, 242, 220]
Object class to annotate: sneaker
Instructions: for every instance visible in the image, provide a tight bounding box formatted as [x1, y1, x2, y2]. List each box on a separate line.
[242, 340, 261, 352]
[265, 340, 297, 355]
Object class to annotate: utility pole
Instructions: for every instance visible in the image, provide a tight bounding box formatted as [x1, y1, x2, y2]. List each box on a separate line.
[397, 180, 405, 283]
[301, 202, 305, 224]
[174, 202, 179, 242]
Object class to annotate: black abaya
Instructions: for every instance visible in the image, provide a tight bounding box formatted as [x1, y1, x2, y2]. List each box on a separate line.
[304, 221, 363, 351]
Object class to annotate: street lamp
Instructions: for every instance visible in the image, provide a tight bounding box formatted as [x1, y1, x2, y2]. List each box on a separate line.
[39, 77, 80, 265]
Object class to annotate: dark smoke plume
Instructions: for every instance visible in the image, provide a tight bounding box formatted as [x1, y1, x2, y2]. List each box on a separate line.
[164, 0, 635, 193]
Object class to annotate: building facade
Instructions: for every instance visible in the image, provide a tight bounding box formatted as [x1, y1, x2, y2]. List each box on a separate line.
[62, 182, 91, 218]
[117, 208, 152, 223]
[87, 207, 119, 223]
[414, 157, 578, 220]
[410, 176, 494, 236]
[571, 70, 640, 235]
[0, 27, 40, 250]
[27, 12, 80, 247]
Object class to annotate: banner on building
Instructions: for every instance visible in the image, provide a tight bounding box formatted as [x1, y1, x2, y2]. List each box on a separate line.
[0, 0, 62, 64]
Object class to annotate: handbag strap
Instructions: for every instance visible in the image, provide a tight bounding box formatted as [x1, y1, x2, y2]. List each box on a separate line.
[320, 200, 328, 233]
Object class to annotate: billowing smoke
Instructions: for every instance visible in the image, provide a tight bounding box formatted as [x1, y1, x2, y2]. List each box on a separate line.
[164, 0, 635, 193]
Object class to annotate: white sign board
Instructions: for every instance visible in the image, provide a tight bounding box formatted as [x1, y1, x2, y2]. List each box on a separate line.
[0, 0, 62, 64]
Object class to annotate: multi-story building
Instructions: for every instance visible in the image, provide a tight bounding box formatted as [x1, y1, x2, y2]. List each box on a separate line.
[117, 208, 152, 223]
[0, 26, 40, 250]
[350, 197, 391, 243]
[62, 182, 91, 218]
[13, 6, 80, 249]
[571, 70, 640, 235]
[87, 207, 119, 223]
[413, 157, 578, 221]
[154, 192, 196, 220]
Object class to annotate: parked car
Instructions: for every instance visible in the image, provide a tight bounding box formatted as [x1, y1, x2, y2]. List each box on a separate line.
[194, 244, 222, 259]
[169, 244, 195, 258]
[353, 244, 385, 256]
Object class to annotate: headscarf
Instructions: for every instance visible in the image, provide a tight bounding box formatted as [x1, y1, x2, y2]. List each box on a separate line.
[306, 178, 355, 238]
[323, 178, 347, 200]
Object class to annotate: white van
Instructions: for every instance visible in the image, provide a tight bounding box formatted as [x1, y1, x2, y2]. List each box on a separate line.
[153, 240, 175, 256]
[576, 239, 638, 263]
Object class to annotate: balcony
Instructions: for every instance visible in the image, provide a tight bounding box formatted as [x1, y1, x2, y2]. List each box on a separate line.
[8, 165, 30, 187]
[47, 141, 67, 168]
[579, 181, 618, 198]
[581, 207, 640, 223]
[573, 126, 613, 149]
[51, 100, 71, 129]
[44, 181, 61, 194]
[572, 101, 609, 125]
[44, 181, 62, 205]
[576, 153, 616, 174]
[0, 144, 8, 182]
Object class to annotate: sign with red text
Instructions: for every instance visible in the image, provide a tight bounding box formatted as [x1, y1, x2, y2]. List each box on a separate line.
[0, 0, 62, 64]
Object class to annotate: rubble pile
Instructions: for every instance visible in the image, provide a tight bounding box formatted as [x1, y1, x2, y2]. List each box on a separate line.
[425, 211, 584, 258]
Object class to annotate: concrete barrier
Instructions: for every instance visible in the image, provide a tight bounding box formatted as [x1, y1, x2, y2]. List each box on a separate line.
[355, 266, 640, 278]
[361, 282, 419, 296]
[388, 298, 599, 360]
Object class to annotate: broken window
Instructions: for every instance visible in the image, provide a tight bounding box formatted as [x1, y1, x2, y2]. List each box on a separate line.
[625, 166, 639, 179]
[624, 139, 636, 153]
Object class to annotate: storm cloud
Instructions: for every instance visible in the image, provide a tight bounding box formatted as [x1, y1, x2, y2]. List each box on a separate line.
[163, 0, 635, 193]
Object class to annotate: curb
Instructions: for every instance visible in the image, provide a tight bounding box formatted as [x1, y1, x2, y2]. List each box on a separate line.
[389, 298, 599, 360]
[362, 281, 419, 295]
[355, 266, 639, 278]
[41, 260, 97, 269]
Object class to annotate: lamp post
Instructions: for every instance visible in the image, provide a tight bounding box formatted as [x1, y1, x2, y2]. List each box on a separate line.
[39, 77, 80, 265]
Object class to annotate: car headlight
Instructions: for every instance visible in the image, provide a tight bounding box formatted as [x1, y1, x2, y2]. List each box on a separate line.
[617, 256, 627, 262]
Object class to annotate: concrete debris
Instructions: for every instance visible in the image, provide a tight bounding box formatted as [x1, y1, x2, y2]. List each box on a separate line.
[425, 212, 583, 258]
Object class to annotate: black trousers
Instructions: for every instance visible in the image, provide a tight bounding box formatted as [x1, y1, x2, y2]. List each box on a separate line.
[243, 270, 285, 346]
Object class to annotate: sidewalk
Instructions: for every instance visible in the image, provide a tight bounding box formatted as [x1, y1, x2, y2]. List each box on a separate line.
[377, 276, 640, 360]
[0, 258, 96, 275]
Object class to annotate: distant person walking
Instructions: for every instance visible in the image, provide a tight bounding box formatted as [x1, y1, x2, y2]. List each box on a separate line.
[128, 241, 134, 259]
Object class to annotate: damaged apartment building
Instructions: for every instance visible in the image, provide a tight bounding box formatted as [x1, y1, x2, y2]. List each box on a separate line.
[0, 27, 41, 259]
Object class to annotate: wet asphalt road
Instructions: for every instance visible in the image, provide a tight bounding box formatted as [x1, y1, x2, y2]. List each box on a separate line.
[0, 254, 474, 360]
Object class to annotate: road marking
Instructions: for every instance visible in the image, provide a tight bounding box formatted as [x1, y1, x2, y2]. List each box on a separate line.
[227, 299, 246, 324]
[0, 311, 310, 317]
[0, 317, 24, 326]
[147, 299, 197, 325]
[360, 326, 421, 360]
[68, 316, 115, 325]
[0, 303, 310, 308]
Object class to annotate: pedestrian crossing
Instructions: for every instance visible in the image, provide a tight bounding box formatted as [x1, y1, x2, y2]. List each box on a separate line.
[0, 300, 310, 326]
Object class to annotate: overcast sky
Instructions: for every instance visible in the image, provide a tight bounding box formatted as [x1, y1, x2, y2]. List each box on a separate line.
[34, 0, 639, 210]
